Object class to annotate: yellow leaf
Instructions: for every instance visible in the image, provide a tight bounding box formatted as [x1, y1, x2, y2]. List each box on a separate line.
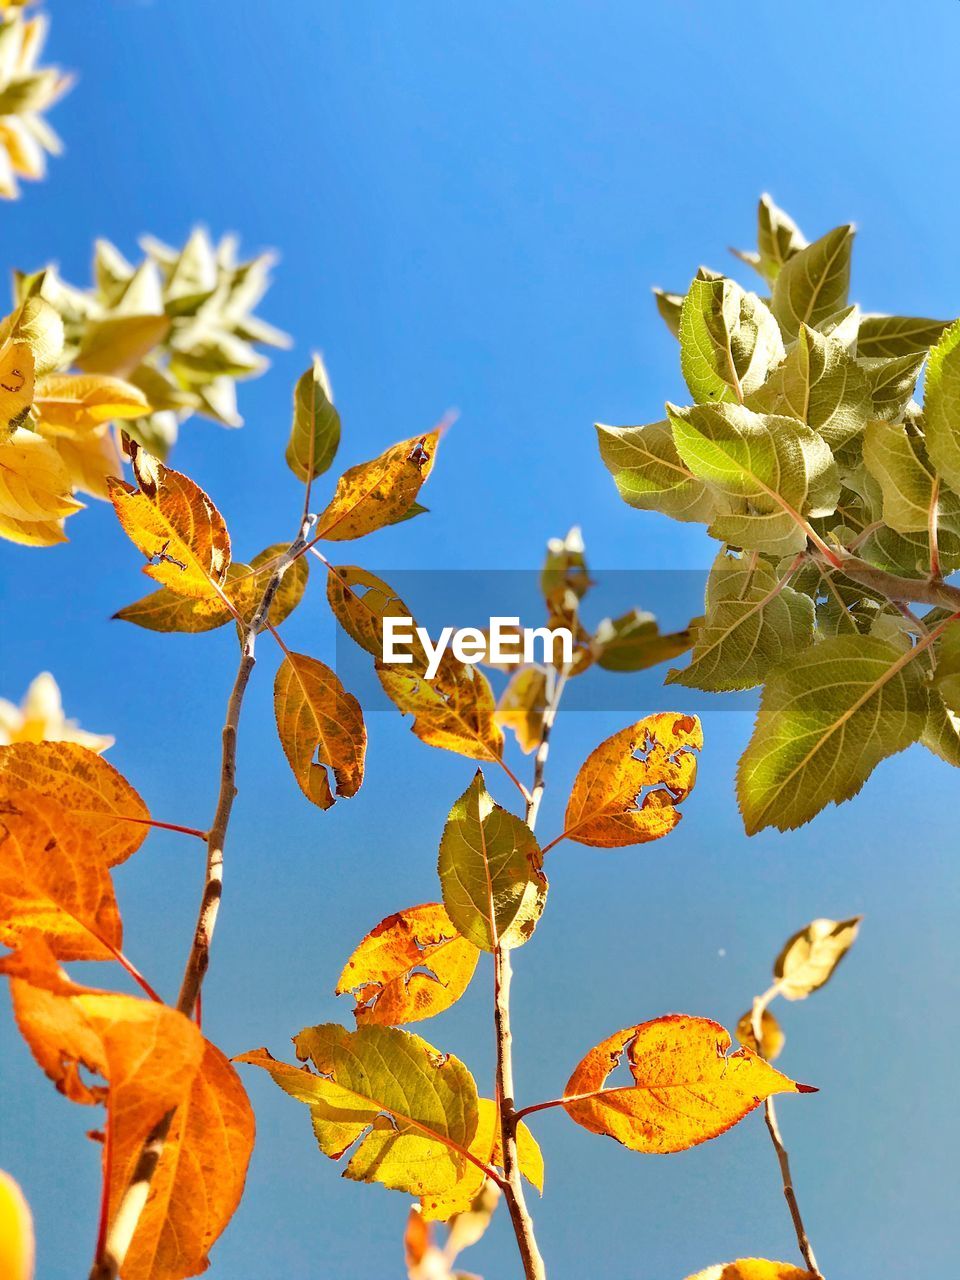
[0, 509, 65, 546]
[774, 916, 862, 1000]
[108, 439, 231, 599]
[0, 791, 122, 960]
[336, 902, 480, 1026]
[274, 653, 366, 810]
[0, 672, 113, 751]
[0, 338, 34, 437]
[326, 564, 426, 662]
[0, 298, 64, 377]
[52, 426, 123, 500]
[0, 740, 150, 866]
[684, 1262, 817, 1280]
[0, 1168, 34, 1280]
[315, 430, 440, 541]
[736, 1008, 785, 1062]
[34, 373, 150, 433]
[226, 543, 310, 630]
[0, 427, 83, 521]
[378, 657, 504, 762]
[75, 314, 170, 379]
[562, 713, 702, 847]
[563, 1016, 811, 1153]
[496, 666, 548, 754]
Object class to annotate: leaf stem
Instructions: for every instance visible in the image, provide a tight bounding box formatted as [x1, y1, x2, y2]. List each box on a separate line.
[113, 814, 208, 841]
[750, 987, 823, 1278]
[105, 944, 162, 1004]
[929, 477, 942, 581]
[89, 515, 317, 1280]
[820, 553, 960, 612]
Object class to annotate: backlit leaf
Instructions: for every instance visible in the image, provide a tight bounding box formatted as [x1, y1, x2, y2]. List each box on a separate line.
[315, 430, 440, 541]
[74, 314, 170, 379]
[274, 653, 365, 810]
[667, 550, 814, 691]
[438, 771, 546, 952]
[326, 564, 423, 661]
[0, 427, 82, 522]
[922, 317, 960, 493]
[53, 426, 123, 501]
[0, 1169, 33, 1280]
[0, 791, 121, 960]
[377, 657, 504, 763]
[238, 1022, 479, 1196]
[0, 741, 149, 866]
[668, 401, 839, 555]
[562, 714, 702, 848]
[770, 224, 854, 340]
[0, 339, 34, 438]
[496, 667, 547, 754]
[653, 287, 683, 336]
[737, 635, 929, 833]
[679, 271, 783, 405]
[857, 314, 948, 358]
[596, 420, 720, 524]
[774, 916, 861, 1000]
[863, 419, 937, 532]
[34, 373, 150, 432]
[684, 1261, 817, 1280]
[285, 355, 341, 482]
[592, 609, 697, 673]
[735, 1008, 785, 1062]
[336, 903, 479, 1026]
[108, 439, 231, 599]
[563, 1015, 809, 1154]
[755, 193, 808, 283]
[861, 352, 924, 422]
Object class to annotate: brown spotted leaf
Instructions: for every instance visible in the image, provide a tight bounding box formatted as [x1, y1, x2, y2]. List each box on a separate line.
[274, 653, 366, 810]
[377, 656, 504, 763]
[314, 430, 440, 541]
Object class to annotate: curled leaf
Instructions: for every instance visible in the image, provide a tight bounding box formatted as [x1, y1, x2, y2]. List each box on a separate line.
[735, 1008, 785, 1062]
[336, 903, 480, 1026]
[274, 654, 366, 810]
[562, 713, 702, 848]
[774, 916, 862, 1000]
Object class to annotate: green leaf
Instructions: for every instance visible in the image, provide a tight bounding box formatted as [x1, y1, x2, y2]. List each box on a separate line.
[592, 608, 697, 673]
[756, 194, 808, 283]
[285, 354, 341, 482]
[667, 401, 839, 554]
[770, 225, 854, 341]
[860, 352, 924, 422]
[237, 1023, 479, 1196]
[667, 549, 814, 691]
[862, 420, 937, 532]
[652, 288, 683, 337]
[815, 303, 860, 352]
[933, 618, 960, 714]
[921, 689, 960, 767]
[857, 314, 949, 358]
[737, 634, 930, 833]
[75, 314, 170, 380]
[922, 317, 960, 493]
[437, 770, 546, 952]
[746, 324, 872, 447]
[541, 525, 591, 606]
[596, 420, 719, 524]
[678, 272, 784, 405]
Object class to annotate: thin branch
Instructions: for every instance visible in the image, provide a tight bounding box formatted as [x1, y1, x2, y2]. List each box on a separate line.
[750, 988, 823, 1278]
[817, 553, 960, 611]
[929, 477, 942, 581]
[114, 814, 208, 841]
[105, 945, 162, 1004]
[89, 515, 317, 1280]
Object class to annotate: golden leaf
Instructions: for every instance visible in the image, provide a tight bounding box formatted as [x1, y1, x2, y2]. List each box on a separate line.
[274, 653, 366, 810]
[378, 657, 504, 762]
[52, 426, 123, 500]
[0, 1168, 34, 1280]
[326, 564, 424, 661]
[774, 916, 862, 1000]
[0, 427, 83, 522]
[563, 1015, 812, 1153]
[562, 713, 702, 847]
[0, 741, 149, 866]
[315, 430, 440, 541]
[336, 902, 479, 1026]
[0, 672, 113, 751]
[0, 339, 34, 437]
[0, 791, 122, 960]
[108, 439, 231, 599]
[684, 1263, 817, 1280]
[34, 374, 150, 434]
[736, 1008, 785, 1062]
[496, 667, 548, 754]
[0, 509, 65, 546]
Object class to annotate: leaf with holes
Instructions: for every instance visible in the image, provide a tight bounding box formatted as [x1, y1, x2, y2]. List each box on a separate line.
[274, 653, 365, 810]
[562, 714, 701, 848]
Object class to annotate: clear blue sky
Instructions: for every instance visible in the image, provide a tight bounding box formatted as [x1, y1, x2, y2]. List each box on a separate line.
[2, 2, 959, 1277]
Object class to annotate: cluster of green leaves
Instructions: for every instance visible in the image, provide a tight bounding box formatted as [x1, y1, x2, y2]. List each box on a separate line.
[16, 228, 289, 455]
[599, 195, 960, 833]
[0, 7, 70, 199]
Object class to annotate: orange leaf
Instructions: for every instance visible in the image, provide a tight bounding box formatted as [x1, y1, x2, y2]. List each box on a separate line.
[562, 713, 702, 847]
[315, 430, 440, 541]
[336, 903, 479, 1026]
[563, 1015, 811, 1153]
[0, 741, 150, 867]
[684, 1264, 817, 1280]
[108, 439, 231, 599]
[0, 1169, 34, 1280]
[119, 1041, 255, 1280]
[0, 791, 122, 960]
[377, 658, 504, 762]
[274, 653, 366, 809]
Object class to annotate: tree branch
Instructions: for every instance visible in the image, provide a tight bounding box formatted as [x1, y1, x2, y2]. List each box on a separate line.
[89, 516, 316, 1280]
[819, 552, 960, 611]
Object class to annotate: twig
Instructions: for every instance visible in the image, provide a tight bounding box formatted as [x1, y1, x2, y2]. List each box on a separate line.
[817, 553, 960, 612]
[929, 477, 942, 581]
[89, 515, 317, 1280]
[751, 987, 823, 1278]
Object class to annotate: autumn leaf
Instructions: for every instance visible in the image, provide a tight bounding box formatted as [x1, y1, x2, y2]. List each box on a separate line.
[0, 740, 150, 866]
[74, 314, 171, 380]
[33, 373, 150, 433]
[0, 426, 83, 523]
[563, 1015, 811, 1154]
[119, 1041, 254, 1280]
[420, 1097, 543, 1222]
[285, 354, 340, 481]
[735, 1008, 785, 1062]
[496, 667, 548, 754]
[0, 791, 122, 960]
[0, 1168, 34, 1280]
[326, 564, 425, 661]
[52, 426, 123, 501]
[336, 903, 480, 1026]
[438, 771, 546, 952]
[773, 916, 861, 1001]
[561, 714, 702, 848]
[684, 1262, 817, 1280]
[108, 439, 231, 599]
[0, 672, 113, 751]
[238, 1022, 479, 1196]
[592, 609, 697, 674]
[0, 338, 34, 436]
[314, 429, 440, 541]
[274, 653, 366, 810]
[378, 658, 504, 763]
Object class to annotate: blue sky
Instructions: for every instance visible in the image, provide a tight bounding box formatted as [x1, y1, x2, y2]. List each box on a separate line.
[2, 2, 959, 1277]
